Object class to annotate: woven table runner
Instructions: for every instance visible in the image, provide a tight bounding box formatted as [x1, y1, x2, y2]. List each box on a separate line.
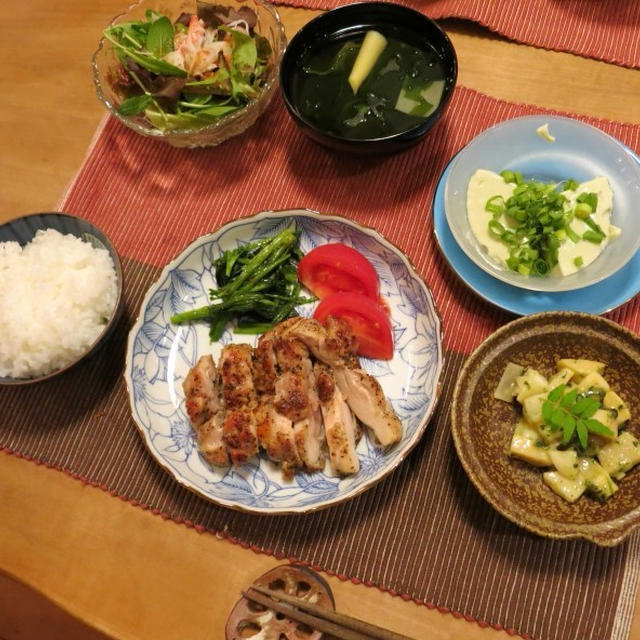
[271, 0, 640, 69]
[3, 87, 640, 640]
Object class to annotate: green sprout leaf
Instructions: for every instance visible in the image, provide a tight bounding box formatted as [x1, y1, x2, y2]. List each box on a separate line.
[584, 418, 614, 437]
[542, 384, 611, 448]
[560, 388, 579, 408]
[576, 421, 588, 449]
[548, 384, 565, 402]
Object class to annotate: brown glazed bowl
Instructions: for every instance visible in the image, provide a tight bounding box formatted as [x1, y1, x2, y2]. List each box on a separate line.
[451, 311, 640, 546]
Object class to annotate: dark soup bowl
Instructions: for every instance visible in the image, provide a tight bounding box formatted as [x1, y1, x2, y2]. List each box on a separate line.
[280, 2, 457, 154]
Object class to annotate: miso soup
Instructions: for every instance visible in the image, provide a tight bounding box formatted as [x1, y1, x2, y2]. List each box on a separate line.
[292, 34, 446, 140]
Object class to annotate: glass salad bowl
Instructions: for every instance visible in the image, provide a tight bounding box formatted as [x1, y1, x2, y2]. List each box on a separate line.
[92, 0, 285, 148]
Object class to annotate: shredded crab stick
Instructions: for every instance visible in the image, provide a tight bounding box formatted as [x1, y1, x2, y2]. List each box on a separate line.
[164, 15, 232, 76]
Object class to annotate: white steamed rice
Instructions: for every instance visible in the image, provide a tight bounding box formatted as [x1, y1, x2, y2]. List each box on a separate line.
[0, 228, 118, 379]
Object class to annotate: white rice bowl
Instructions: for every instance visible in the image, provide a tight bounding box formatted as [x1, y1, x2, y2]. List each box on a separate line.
[0, 228, 118, 378]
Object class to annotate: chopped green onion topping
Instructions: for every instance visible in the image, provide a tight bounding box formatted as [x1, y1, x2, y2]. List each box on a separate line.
[574, 256, 584, 268]
[485, 195, 505, 215]
[583, 230, 604, 244]
[484, 175, 604, 277]
[577, 192, 598, 211]
[574, 202, 593, 219]
[488, 219, 506, 239]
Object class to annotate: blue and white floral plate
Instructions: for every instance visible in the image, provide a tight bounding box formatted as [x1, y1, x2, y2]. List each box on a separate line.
[125, 210, 444, 514]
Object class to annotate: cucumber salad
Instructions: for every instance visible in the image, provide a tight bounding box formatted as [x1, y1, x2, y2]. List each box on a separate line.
[103, 3, 273, 131]
[495, 358, 639, 503]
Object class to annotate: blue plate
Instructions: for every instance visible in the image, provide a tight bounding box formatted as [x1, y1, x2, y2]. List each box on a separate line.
[433, 147, 640, 316]
[125, 210, 444, 514]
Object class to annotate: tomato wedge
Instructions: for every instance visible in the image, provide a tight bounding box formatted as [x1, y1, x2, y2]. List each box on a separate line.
[297, 244, 379, 300]
[313, 292, 394, 360]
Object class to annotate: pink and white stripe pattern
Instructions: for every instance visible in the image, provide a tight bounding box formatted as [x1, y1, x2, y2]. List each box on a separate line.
[272, 0, 640, 69]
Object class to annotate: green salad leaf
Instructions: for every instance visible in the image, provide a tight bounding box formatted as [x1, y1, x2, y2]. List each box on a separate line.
[146, 16, 174, 58]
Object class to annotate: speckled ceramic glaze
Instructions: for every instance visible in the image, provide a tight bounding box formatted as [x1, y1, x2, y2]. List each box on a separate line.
[451, 312, 640, 546]
[0, 212, 123, 385]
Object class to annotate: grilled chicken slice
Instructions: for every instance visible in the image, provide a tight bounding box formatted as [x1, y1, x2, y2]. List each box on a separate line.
[255, 401, 301, 476]
[334, 367, 401, 447]
[273, 337, 317, 422]
[220, 344, 258, 464]
[183, 354, 221, 427]
[220, 343, 255, 409]
[197, 413, 229, 467]
[294, 407, 326, 471]
[223, 408, 259, 465]
[281, 317, 344, 368]
[315, 363, 359, 474]
[253, 334, 278, 396]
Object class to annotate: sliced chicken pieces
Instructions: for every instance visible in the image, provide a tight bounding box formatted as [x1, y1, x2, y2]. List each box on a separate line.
[314, 363, 359, 475]
[183, 354, 229, 466]
[182, 354, 221, 427]
[255, 401, 301, 476]
[183, 315, 401, 476]
[197, 413, 229, 467]
[334, 367, 402, 447]
[219, 344, 259, 464]
[285, 316, 402, 448]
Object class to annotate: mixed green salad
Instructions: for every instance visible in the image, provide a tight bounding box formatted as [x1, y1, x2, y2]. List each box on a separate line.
[104, 2, 273, 131]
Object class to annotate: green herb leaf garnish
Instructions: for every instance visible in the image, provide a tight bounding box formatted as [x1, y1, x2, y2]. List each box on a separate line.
[542, 384, 613, 448]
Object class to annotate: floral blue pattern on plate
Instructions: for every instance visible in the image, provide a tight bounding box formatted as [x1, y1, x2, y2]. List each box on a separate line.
[125, 210, 444, 514]
[434, 147, 640, 315]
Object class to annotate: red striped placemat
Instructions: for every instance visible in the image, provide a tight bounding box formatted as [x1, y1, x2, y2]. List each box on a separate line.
[3, 87, 640, 640]
[271, 0, 640, 69]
